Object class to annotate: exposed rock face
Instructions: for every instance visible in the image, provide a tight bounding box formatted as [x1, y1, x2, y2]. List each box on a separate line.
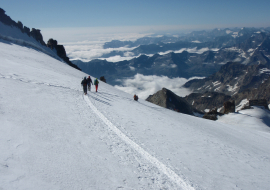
[0, 8, 46, 45]
[47, 38, 58, 49]
[146, 88, 196, 116]
[17, 21, 23, 32]
[249, 99, 269, 110]
[47, 38, 81, 71]
[203, 108, 223, 121]
[184, 61, 270, 97]
[183, 60, 270, 112]
[223, 101, 235, 114]
[0, 8, 17, 27]
[23, 26, 30, 36]
[30, 28, 46, 46]
[184, 91, 231, 112]
[0, 8, 80, 71]
[100, 76, 106, 83]
[55, 45, 67, 58]
[184, 62, 249, 96]
[231, 76, 270, 106]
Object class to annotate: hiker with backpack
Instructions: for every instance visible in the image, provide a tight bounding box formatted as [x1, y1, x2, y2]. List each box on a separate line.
[81, 77, 88, 95]
[86, 76, 93, 91]
[94, 78, 99, 92]
[134, 94, 138, 101]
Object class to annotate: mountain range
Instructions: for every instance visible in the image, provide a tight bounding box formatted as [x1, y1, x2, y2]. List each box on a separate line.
[1, 7, 270, 189]
[72, 26, 270, 113]
[73, 27, 270, 87]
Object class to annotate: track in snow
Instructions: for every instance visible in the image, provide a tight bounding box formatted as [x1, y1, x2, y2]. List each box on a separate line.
[84, 95, 195, 190]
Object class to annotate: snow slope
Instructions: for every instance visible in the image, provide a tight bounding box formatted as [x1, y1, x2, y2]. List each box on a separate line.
[1, 30, 270, 189]
[0, 22, 61, 61]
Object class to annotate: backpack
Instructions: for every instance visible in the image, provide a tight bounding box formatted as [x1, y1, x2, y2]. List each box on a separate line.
[94, 79, 98, 85]
[81, 78, 87, 86]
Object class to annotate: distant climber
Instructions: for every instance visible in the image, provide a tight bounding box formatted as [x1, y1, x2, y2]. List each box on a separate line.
[86, 76, 93, 91]
[94, 78, 99, 92]
[81, 77, 88, 95]
[134, 94, 138, 101]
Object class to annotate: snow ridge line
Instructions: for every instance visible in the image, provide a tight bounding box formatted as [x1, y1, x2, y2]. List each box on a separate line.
[0, 34, 62, 62]
[84, 95, 195, 190]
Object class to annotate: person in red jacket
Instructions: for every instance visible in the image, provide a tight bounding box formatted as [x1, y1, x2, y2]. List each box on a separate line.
[94, 78, 99, 92]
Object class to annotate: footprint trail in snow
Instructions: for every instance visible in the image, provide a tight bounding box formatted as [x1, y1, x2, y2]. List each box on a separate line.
[84, 95, 195, 190]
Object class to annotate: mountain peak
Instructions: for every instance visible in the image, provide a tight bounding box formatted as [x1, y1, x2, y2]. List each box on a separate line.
[146, 88, 194, 115]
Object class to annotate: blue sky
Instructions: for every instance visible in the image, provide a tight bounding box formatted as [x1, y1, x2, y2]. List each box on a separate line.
[1, 0, 270, 43]
[1, 0, 270, 28]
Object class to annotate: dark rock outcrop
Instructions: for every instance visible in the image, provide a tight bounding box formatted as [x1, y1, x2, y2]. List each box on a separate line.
[100, 76, 106, 83]
[30, 28, 46, 46]
[249, 99, 269, 110]
[203, 108, 223, 121]
[184, 62, 249, 96]
[223, 101, 235, 114]
[1, 8, 80, 71]
[17, 21, 23, 32]
[231, 76, 270, 107]
[0, 8, 17, 27]
[0, 8, 46, 45]
[47, 38, 58, 49]
[47, 38, 81, 71]
[23, 26, 30, 36]
[183, 60, 270, 112]
[146, 88, 197, 116]
[0, 8, 46, 44]
[184, 91, 231, 113]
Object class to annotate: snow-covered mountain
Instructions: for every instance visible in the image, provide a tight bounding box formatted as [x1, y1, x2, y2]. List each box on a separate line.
[73, 27, 270, 86]
[1, 12, 270, 190]
[183, 61, 270, 112]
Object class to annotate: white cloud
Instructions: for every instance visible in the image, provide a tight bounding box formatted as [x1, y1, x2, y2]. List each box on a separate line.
[129, 66, 135, 71]
[171, 64, 177, 68]
[42, 26, 223, 65]
[158, 47, 219, 56]
[233, 57, 242, 62]
[124, 52, 135, 57]
[64, 43, 138, 62]
[40, 28, 154, 62]
[41, 27, 220, 63]
[99, 55, 136, 62]
[114, 74, 203, 100]
[160, 63, 177, 68]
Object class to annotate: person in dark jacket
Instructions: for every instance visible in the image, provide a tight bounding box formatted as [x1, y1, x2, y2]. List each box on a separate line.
[86, 76, 93, 91]
[81, 77, 88, 95]
[134, 94, 138, 101]
[94, 78, 99, 92]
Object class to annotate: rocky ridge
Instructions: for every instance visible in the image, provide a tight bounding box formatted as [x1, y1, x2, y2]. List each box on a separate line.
[0, 8, 46, 46]
[0, 8, 80, 71]
[184, 61, 270, 112]
[146, 88, 201, 116]
[47, 39, 80, 70]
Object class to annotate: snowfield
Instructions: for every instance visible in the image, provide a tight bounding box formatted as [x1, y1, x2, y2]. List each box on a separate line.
[1, 28, 270, 190]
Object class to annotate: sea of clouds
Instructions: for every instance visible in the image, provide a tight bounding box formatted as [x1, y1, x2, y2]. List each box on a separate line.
[41, 28, 206, 99]
[114, 74, 204, 100]
[61, 32, 151, 62]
